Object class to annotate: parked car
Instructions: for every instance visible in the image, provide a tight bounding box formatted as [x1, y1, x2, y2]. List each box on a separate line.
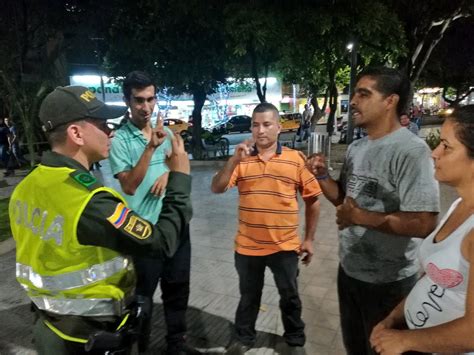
[163, 118, 189, 133]
[280, 113, 301, 132]
[226, 115, 251, 133]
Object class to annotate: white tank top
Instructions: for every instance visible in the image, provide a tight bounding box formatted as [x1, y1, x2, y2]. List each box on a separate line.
[404, 198, 474, 353]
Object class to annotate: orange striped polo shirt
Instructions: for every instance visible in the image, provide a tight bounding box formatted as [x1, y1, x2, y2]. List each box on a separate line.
[228, 144, 322, 256]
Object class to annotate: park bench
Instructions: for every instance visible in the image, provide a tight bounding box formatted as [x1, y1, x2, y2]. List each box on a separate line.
[201, 137, 230, 159]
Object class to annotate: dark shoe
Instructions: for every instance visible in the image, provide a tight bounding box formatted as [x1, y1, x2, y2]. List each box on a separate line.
[225, 340, 251, 355]
[3, 170, 14, 177]
[165, 342, 202, 355]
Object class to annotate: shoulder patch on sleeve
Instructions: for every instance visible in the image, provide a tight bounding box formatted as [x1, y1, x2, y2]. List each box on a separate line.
[69, 170, 101, 190]
[107, 202, 131, 229]
[124, 215, 152, 240]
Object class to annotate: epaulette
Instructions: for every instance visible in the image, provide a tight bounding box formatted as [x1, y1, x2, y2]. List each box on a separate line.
[69, 170, 103, 191]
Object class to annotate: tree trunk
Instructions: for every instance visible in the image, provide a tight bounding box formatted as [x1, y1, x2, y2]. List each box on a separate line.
[248, 42, 266, 103]
[309, 95, 323, 132]
[327, 83, 338, 137]
[191, 86, 207, 160]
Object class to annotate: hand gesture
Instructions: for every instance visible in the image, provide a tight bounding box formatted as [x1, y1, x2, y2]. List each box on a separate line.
[150, 172, 169, 196]
[148, 114, 167, 148]
[299, 240, 314, 265]
[166, 134, 190, 175]
[306, 153, 327, 178]
[232, 139, 254, 163]
[336, 196, 360, 230]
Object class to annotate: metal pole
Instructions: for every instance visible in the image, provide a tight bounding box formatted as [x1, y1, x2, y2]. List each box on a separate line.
[100, 75, 106, 102]
[346, 41, 357, 144]
[292, 84, 297, 112]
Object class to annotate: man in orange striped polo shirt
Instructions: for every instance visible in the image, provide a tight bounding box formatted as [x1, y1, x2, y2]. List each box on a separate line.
[212, 103, 322, 355]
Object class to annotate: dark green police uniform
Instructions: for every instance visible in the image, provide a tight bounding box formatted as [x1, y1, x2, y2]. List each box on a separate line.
[19, 151, 192, 354]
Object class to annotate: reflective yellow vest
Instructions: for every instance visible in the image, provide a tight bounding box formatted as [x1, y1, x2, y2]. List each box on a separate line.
[9, 164, 135, 318]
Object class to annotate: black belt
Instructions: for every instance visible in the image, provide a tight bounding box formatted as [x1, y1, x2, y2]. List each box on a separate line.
[31, 296, 151, 353]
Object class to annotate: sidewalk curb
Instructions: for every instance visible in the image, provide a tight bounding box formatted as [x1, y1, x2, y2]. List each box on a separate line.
[0, 238, 15, 256]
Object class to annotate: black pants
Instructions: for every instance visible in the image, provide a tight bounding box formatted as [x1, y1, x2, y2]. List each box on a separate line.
[337, 265, 418, 355]
[133, 226, 191, 348]
[0, 144, 8, 169]
[234, 251, 305, 347]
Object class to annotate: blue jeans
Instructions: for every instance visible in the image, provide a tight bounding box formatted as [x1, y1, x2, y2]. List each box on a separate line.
[133, 225, 191, 349]
[234, 251, 305, 346]
[337, 265, 418, 355]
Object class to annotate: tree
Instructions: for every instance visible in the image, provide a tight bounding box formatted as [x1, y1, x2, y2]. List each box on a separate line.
[224, 0, 282, 103]
[0, 1, 74, 166]
[0, 0, 111, 166]
[279, 0, 405, 135]
[106, 0, 229, 159]
[387, 0, 473, 83]
[420, 17, 474, 106]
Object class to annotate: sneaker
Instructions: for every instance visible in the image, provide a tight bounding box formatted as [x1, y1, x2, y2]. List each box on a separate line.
[3, 170, 14, 177]
[225, 340, 251, 355]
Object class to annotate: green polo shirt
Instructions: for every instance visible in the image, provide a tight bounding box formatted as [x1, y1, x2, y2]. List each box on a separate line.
[109, 121, 172, 224]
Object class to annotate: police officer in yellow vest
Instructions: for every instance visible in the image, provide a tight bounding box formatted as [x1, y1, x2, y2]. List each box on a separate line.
[9, 86, 192, 354]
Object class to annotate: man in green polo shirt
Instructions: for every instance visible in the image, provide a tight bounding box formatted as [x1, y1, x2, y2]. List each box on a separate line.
[109, 71, 195, 354]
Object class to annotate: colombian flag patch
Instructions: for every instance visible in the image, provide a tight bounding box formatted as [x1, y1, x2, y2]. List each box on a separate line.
[107, 203, 131, 229]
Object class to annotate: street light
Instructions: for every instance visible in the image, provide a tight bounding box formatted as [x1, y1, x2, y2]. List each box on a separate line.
[346, 40, 357, 144]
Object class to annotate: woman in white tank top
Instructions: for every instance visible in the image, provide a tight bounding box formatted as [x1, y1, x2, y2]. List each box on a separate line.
[370, 105, 474, 354]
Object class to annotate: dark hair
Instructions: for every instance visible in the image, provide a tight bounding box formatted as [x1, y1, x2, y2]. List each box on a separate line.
[447, 105, 474, 159]
[122, 71, 156, 101]
[46, 120, 85, 146]
[252, 102, 280, 119]
[357, 66, 412, 116]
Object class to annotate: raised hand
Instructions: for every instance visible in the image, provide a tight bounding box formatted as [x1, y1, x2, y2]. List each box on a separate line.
[149, 113, 167, 148]
[232, 139, 254, 163]
[166, 133, 190, 175]
[306, 153, 327, 178]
